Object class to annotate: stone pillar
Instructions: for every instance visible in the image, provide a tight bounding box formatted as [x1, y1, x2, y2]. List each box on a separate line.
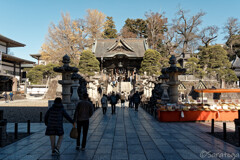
[71, 72, 80, 106]
[168, 76, 180, 103]
[59, 75, 72, 104]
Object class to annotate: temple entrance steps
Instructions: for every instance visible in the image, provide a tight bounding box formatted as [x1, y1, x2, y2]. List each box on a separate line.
[119, 82, 132, 94]
[107, 82, 132, 94]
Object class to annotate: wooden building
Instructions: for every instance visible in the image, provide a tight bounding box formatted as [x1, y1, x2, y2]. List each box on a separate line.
[0, 34, 35, 92]
[92, 38, 148, 78]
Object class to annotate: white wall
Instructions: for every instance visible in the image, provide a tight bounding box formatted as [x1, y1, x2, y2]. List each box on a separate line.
[27, 87, 48, 95]
[0, 45, 6, 53]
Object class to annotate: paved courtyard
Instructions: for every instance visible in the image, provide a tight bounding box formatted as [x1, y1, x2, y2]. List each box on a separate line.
[0, 104, 240, 160]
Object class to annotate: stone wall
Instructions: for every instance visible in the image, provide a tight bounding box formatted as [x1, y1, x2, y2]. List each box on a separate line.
[0, 107, 48, 123]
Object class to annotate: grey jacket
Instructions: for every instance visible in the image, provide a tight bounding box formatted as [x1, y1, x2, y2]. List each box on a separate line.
[74, 100, 94, 122]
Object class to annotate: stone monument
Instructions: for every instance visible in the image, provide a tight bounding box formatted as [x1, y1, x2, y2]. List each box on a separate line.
[53, 54, 79, 116]
[162, 55, 186, 103]
[159, 74, 170, 103]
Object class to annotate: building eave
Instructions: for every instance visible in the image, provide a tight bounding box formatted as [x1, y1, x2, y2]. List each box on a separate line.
[0, 34, 25, 47]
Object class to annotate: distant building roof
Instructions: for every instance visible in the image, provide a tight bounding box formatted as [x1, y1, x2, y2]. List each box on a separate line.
[30, 54, 42, 60]
[0, 34, 25, 47]
[2, 53, 35, 64]
[232, 55, 240, 69]
[92, 38, 148, 58]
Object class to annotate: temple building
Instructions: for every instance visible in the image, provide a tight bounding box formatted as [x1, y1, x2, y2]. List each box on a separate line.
[232, 55, 240, 87]
[92, 38, 148, 79]
[0, 34, 35, 92]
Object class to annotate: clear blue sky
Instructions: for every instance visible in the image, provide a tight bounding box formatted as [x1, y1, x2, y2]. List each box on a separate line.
[1, 0, 240, 63]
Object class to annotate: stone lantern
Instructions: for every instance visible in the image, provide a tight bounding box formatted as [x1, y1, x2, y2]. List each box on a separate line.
[53, 54, 79, 116]
[162, 55, 186, 103]
[159, 74, 170, 103]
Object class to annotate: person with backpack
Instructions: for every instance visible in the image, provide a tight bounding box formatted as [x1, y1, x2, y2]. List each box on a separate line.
[44, 97, 74, 156]
[132, 91, 141, 111]
[101, 94, 108, 114]
[120, 91, 126, 107]
[110, 92, 117, 114]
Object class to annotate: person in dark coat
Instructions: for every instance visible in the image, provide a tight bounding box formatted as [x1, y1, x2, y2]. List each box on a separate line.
[74, 93, 94, 151]
[110, 92, 117, 114]
[101, 94, 108, 114]
[44, 97, 74, 156]
[132, 91, 141, 111]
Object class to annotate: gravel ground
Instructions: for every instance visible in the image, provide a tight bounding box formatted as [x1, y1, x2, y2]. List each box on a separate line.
[0, 99, 49, 122]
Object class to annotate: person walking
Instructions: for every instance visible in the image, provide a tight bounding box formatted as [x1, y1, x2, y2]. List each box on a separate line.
[3, 92, 8, 103]
[101, 94, 108, 114]
[44, 97, 74, 156]
[132, 91, 141, 111]
[74, 93, 94, 151]
[120, 91, 126, 108]
[9, 92, 13, 101]
[110, 92, 117, 114]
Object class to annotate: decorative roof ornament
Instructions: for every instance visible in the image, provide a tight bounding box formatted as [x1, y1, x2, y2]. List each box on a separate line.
[107, 38, 134, 52]
[54, 54, 78, 73]
[163, 55, 186, 74]
[62, 54, 70, 65]
[196, 80, 207, 89]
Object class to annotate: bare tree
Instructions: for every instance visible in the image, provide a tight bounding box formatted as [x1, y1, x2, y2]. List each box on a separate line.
[200, 25, 219, 47]
[145, 11, 168, 50]
[223, 17, 239, 52]
[172, 9, 206, 54]
[163, 26, 181, 55]
[120, 26, 138, 38]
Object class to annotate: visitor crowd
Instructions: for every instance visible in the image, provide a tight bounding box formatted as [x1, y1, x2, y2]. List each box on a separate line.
[44, 90, 141, 156]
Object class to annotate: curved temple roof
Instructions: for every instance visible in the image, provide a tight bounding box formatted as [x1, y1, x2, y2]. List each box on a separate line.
[92, 38, 148, 58]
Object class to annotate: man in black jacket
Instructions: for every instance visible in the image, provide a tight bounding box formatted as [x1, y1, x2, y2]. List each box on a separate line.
[74, 93, 94, 151]
[132, 91, 141, 111]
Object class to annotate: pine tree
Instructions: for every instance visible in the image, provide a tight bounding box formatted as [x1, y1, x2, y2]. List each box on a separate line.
[103, 16, 118, 39]
[198, 45, 238, 82]
[139, 49, 163, 76]
[79, 50, 100, 76]
[185, 57, 205, 78]
[26, 63, 59, 84]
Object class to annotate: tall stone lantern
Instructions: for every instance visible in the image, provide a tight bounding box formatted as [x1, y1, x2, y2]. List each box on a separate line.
[162, 55, 186, 103]
[53, 54, 79, 116]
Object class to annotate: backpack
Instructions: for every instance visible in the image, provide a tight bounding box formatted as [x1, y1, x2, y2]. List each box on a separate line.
[133, 94, 140, 103]
[101, 97, 106, 104]
[110, 96, 117, 104]
[120, 94, 125, 100]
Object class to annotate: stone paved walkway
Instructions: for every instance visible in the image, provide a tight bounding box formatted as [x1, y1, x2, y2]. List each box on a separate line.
[0, 105, 240, 160]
